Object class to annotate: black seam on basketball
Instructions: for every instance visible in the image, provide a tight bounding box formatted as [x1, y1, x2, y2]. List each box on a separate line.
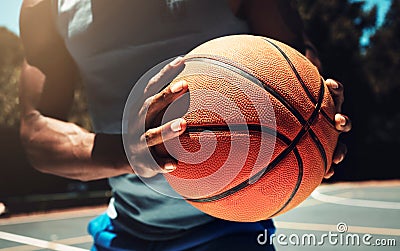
[263, 39, 335, 128]
[270, 147, 303, 217]
[308, 129, 328, 173]
[268, 76, 326, 216]
[183, 57, 324, 202]
[185, 58, 308, 125]
[180, 55, 325, 203]
[186, 124, 277, 136]
[264, 39, 316, 102]
[187, 74, 325, 203]
[321, 107, 335, 126]
[184, 57, 328, 172]
[186, 130, 304, 203]
[185, 124, 287, 141]
[258, 40, 330, 171]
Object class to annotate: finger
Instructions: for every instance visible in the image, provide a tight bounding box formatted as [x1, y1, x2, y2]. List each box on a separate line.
[136, 79, 188, 133]
[128, 57, 185, 133]
[126, 96, 155, 137]
[305, 48, 322, 73]
[324, 167, 335, 179]
[138, 96, 155, 120]
[332, 141, 348, 165]
[133, 57, 186, 134]
[130, 151, 178, 177]
[324, 142, 348, 179]
[133, 159, 178, 177]
[158, 158, 179, 173]
[325, 79, 344, 113]
[141, 118, 187, 147]
[335, 114, 352, 132]
[145, 80, 188, 123]
[144, 56, 185, 96]
[132, 162, 159, 178]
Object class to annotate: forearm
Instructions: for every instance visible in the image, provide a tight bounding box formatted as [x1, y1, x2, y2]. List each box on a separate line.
[20, 112, 132, 181]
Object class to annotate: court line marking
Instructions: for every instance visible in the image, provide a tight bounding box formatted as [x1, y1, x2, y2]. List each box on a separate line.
[317, 180, 400, 192]
[0, 206, 107, 226]
[311, 190, 400, 210]
[297, 192, 354, 208]
[275, 221, 400, 236]
[0, 235, 92, 251]
[296, 198, 324, 208]
[0, 231, 88, 251]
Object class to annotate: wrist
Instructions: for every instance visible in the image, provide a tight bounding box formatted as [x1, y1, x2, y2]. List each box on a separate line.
[302, 35, 323, 72]
[305, 46, 323, 72]
[91, 134, 131, 173]
[21, 110, 42, 123]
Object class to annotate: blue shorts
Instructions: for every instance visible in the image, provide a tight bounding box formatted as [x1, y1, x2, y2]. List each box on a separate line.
[88, 213, 275, 251]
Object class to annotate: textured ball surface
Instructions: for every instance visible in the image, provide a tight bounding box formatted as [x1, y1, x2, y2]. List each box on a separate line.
[160, 35, 339, 222]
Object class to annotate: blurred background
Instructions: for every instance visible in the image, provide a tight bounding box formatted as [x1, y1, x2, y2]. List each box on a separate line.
[0, 0, 399, 216]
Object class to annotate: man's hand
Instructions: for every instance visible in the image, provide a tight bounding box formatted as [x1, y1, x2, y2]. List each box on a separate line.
[127, 57, 189, 178]
[324, 79, 352, 179]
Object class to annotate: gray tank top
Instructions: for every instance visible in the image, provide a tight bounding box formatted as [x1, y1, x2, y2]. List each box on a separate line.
[53, 0, 249, 240]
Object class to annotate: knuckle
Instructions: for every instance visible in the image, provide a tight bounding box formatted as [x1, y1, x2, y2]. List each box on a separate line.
[144, 96, 154, 107]
[165, 62, 173, 70]
[144, 128, 161, 146]
[160, 65, 170, 76]
[144, 130, 155, 142]
[155, 90, 171, 103]
[139, 98, 154, 116]
[162, 91, 169, 101]
[149, 75, 159, 85]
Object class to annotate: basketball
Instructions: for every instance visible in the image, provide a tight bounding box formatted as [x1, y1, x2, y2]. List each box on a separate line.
[158, 35, 339, 222]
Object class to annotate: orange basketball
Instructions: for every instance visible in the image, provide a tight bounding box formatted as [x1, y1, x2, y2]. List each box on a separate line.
[160, 35, 339, 222]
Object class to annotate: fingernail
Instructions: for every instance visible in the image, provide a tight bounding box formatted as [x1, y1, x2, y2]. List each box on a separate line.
[334, 154, 344, 164]
[335, 114, 347, 127]
[171, 119, 183, 132]
[164, 163, 176, 172]
[171, 80, 185, 93]
[339, 115, 347, 126]
[170, 56, 183, 67]
[328, 81, 339, 89]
